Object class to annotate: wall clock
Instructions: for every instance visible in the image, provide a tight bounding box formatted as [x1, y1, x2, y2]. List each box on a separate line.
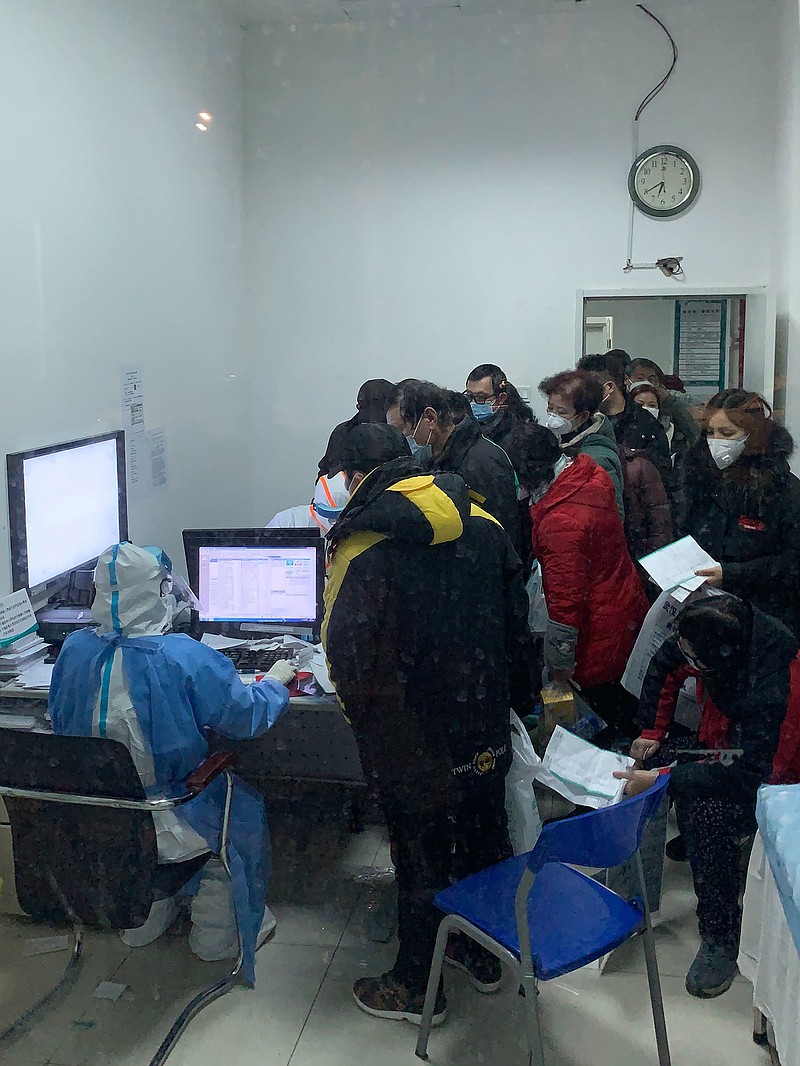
[628, 144, 700, 218]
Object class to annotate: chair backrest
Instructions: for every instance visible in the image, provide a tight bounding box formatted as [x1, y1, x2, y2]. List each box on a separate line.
[528, 773, 670, 873]
[0, 730, 158, 929]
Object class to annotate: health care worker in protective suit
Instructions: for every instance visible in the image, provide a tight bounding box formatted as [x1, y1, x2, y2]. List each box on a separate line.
[266, 472, 349, 532]
[49, 543, 295, 984]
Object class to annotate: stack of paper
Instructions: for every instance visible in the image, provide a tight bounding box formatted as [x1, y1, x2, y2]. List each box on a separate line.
[15, 662, 54, 690]
[534, 726, 634, 809]
[0, 632, 48, 679]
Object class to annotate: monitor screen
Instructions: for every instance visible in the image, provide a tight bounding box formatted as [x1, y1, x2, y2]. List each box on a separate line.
[7, 431, 128, 591]
[198, 544, 318, 624]
[183, 528, 325, 637]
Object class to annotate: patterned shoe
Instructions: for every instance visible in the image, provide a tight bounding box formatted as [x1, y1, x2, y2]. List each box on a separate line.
[353, 972, 447, 1026]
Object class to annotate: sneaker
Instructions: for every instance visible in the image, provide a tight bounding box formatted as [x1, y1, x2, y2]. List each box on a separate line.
[666, 835, 688, 862]
[685, 941, 739, 998]
[352, 972, 447, 1026]
[444, 934, 502, 993]
[120, 896, 180, 948]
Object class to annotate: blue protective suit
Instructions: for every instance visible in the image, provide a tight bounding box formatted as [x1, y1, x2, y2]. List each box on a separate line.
[49, 544, 289, 984]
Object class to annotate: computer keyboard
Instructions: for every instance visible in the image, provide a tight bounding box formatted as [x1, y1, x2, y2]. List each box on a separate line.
[220, 646, 294, 674]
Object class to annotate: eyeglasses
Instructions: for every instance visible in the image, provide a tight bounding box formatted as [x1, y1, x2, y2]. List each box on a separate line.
[463, 390, 498, 404]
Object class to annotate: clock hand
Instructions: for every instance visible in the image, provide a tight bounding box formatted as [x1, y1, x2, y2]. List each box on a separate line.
[644, 182, 662, 194]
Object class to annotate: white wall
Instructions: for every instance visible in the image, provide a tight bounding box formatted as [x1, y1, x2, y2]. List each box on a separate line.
[0, 0, 246, 595]
[774, 0, 800, 452]
[583, 298, 677, 371]
[244, 0, 781, 518]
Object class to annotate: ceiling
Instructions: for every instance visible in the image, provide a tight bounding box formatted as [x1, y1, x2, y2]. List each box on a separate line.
[216, 0, 593, 27]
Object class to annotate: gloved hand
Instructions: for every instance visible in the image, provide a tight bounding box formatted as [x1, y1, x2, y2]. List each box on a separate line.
[264, 659, 296, 686]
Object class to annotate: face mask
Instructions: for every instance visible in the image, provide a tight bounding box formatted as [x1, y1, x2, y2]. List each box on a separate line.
[545, 412, 573, 436]
[313, 503, 343, 524]
[406, 416, 433, 461]
[641, 405, 660, 420]
[708, 435, 748, 470]
[470, 401, 496, 423]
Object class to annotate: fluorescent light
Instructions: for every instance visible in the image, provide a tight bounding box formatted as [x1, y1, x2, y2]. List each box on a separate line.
[195, 122, 208, 131]
[198, 111, 213, 123]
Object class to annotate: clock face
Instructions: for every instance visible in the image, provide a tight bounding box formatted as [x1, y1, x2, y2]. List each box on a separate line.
[628, 145, 700, 218]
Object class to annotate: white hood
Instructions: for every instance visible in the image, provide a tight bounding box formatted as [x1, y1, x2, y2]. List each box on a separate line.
[92, 542, 171, 637]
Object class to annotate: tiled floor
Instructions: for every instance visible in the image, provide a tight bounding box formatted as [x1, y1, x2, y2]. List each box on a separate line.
[0, 794, 770, 1066]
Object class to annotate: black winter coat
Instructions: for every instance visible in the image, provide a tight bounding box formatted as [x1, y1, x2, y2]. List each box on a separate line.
[429, 418, 523, 559]
[677, 424, 800, 636]
[638, 607, 798, 804]
[609, 396, 672, 488]
[323, 459, 535, 808]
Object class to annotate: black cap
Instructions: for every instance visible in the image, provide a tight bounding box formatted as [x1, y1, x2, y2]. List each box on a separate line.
[339, 423, 411, 474]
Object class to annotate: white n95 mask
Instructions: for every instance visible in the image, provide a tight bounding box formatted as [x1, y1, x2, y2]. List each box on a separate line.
[708, 435, 748, 470]
[545, 412, 573, 436]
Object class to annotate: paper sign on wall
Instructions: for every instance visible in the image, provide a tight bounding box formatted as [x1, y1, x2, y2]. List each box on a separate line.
[121, 368, 146, 436]
[0, 589, 38, 648]
[126, 428, 168, 501]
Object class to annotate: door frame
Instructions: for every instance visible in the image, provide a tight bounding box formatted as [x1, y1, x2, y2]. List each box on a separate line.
[576, 287, 776, 406]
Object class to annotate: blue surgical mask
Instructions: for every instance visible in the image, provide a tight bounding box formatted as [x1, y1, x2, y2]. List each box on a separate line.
[470, 401, 496, 423]
[406, 416, 433, 462]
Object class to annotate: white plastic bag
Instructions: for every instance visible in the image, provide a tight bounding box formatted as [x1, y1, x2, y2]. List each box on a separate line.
[525, 564, 548, 635]
[505, 710, 543, 855]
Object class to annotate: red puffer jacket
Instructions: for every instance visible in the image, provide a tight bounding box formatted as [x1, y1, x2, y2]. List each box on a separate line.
[531, 454, 649, 688]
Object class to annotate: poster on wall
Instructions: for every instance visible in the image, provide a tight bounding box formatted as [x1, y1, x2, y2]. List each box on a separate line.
[673, 300, 727, 389]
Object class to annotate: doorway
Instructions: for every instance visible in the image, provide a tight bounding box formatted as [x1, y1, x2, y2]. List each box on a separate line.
[577, 289, 775, 406]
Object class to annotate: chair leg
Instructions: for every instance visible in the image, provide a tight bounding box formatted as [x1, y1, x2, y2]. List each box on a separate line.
[641, 922, 671, 1066]
[415, 919, 451, 1060]
[520, 972, 545, 1066]
[0, 924, 84, 1050]
[147, 968, 245, 1066]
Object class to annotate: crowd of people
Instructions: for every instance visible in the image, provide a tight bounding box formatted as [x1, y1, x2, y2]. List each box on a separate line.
[317, 353, 800, 1021]
[45, 351, 800, 1032]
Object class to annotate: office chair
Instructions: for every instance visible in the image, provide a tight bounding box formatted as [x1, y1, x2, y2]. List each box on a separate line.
[0, 729, 245, 1066]
[416, 774, 672, 1066]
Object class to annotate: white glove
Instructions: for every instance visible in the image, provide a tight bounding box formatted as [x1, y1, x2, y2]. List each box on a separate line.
[264, 659, 296, 686]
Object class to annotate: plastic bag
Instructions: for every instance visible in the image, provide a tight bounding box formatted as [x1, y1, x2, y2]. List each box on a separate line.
[525, 564, 548, 635]
[505, 710, 543, 855]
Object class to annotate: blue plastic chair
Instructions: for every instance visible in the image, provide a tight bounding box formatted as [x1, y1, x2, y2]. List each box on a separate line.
[415, 774, 671, 1066]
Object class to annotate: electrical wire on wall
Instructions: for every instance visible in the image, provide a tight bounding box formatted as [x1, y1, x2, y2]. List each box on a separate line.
[626, 5, 680, 271]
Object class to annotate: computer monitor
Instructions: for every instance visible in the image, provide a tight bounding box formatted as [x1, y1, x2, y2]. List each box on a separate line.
[7, 431, 128, 593]
[182, 528, 325, 641]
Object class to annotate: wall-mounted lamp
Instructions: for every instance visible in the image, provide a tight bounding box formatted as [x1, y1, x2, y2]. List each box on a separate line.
[623, 256, 684, 279]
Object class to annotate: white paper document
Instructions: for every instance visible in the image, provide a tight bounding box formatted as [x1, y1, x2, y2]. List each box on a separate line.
[533, 726, 634, 809]
[15, 663, 54, 689]
[200, 633, 248, 650]
[0, 590, 38, 649]
[640, 536, 718, 591]
[621, 588, 685, 698]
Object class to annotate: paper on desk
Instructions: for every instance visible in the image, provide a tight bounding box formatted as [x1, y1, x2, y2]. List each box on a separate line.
[640, 536, 718, 591]
[201, 633, 248, 650]
[534, 726, 634, 809]
[15, 662, 54, 689]
[309, 651, 334, 694]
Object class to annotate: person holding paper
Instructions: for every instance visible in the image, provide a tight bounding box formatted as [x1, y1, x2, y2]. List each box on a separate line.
[505, 424, 648, 739]
[677, 389, 800, 637]
[617, 594, 800, 1000]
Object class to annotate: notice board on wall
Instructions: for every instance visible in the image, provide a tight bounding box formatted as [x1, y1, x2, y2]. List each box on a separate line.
[673, 300, 727, 389]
